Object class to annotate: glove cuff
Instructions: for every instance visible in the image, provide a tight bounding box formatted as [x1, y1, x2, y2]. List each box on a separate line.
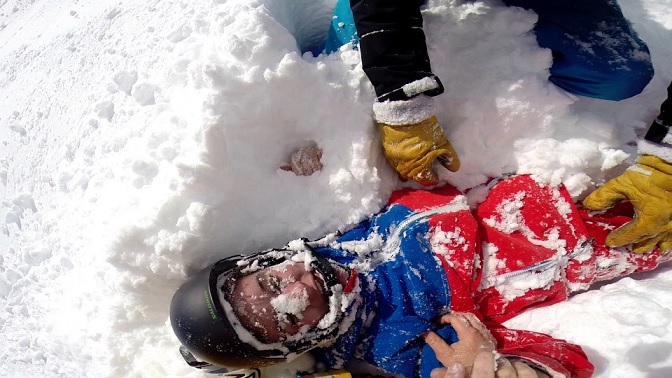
[639, 116, 672, 163]
[372, 94, 435, 126]
[638, 139, 672, 164]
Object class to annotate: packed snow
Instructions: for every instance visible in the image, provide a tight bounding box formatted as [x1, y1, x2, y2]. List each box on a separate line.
[1, 0, 672, 377]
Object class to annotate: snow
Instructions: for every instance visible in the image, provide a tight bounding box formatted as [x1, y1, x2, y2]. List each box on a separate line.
[1, 0, 671, 377]
[272, 289, 308, 321]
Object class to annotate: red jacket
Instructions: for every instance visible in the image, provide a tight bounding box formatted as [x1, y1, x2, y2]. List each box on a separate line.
[389, 175, 670, 377]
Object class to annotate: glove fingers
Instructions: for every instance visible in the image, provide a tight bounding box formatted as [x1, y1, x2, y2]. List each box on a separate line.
[435, 138, 460, 172]
[583, 179, 629, 211]
[606, 217, 656, 247]
[632, 235, 663, 254]
[411, 167, 440, 187]
[402, 150, 453, 186]
[414, 138, 460, 174]
[659, 237, 672, 255]
[438, 153, 460, 172]
[391, 155, 439, 186]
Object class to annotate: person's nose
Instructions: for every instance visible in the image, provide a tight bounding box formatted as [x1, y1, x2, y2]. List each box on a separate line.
[282, 274, 319, 301]
[283, 277, 310, 294]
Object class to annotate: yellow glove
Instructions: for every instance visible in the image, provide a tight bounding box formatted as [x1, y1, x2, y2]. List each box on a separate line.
[377, 115, 460, 186]
[583, 155, 672, 253]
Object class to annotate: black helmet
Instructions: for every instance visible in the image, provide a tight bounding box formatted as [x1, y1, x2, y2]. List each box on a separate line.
[169, 246, 360, 369]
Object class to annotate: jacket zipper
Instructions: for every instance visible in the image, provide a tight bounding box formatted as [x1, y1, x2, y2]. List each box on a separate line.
[497, 238, 594, 280]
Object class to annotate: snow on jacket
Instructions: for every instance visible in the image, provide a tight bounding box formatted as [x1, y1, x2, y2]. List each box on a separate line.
[308, 175, 670, 378]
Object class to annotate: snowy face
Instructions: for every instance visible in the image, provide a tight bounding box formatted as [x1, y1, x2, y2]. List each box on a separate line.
[229, 261, 345, 343]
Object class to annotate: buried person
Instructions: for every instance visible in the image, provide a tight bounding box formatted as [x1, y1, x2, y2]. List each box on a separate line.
[170, 174, 671, 377]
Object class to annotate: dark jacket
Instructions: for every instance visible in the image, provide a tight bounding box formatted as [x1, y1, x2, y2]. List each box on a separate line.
[644, 82, 672, 146]
[351, 1, 670, 153]
[351, 0, 444, 101]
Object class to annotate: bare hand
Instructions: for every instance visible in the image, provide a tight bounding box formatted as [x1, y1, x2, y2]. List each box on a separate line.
[423, 312, 546, 378]
[430, 346, 497, 378]
[280, 146, 323, 176]
[423, 312, 496, 369]
[492, 359, 547, 378]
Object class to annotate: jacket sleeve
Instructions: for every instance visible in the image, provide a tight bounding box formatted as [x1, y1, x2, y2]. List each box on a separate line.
[350, 0, 444, 102]
[639, 81, 672, 161]
[488, 326, 594, 378]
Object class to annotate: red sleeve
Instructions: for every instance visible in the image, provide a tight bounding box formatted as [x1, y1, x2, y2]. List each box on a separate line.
[388, 185, 464, 211]
[489, 325, 594, 378]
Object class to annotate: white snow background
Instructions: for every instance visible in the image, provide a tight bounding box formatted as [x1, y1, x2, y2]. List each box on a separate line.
[1, 0, 672, 377]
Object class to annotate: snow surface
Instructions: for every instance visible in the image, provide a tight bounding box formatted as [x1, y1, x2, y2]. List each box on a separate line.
[1, 0, 672, 377]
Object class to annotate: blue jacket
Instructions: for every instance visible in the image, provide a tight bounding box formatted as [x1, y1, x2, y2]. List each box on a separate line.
[310, 194, 465, 377]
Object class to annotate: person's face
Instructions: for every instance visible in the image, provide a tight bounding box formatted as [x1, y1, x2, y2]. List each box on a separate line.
[229, 261, 332, 343]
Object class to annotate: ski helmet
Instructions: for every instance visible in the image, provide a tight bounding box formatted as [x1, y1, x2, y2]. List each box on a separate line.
[169, 246, 359, 369]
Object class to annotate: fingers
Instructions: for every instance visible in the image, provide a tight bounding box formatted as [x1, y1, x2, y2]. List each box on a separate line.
[431, 367, 448, 378]
[284, 146, 323, 176]
[632, 234, 664, 253]
[494, 358, 516, 378]
[423, 331, 456, 364]
[431, 363, 467, 378]
[470, 348, 496, 377]
[430, 349, 498, 378]
[440, 313, 476, 339]
[427, 312, 501, 374]
[660, 236, 672, 254]
[606, 217, 656, 247]
[439, 313, 495, 346]
[583, 179, 628, 211]
[412, 167, 440, 186]
[495, 359, 548, 378]
[512, 362, 545, 378]
[438, 153, 460, 172]
[423, 328, 495, 369]
[411, 149, 452, 186]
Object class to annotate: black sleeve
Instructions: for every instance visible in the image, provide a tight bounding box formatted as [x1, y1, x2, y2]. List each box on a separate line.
[351, 0, 444, 102]
[644, 81, 672, 144]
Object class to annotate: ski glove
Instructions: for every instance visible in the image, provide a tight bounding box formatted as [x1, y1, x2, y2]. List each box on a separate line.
[583, 155, 672, 253]
[377, 115, 460, 186]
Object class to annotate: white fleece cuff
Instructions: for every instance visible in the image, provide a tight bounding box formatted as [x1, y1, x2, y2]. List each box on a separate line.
[377, 76, 442, 102]
[372, 95, 435, 125]
[638, 139, 672, 164]
[401, 76, 441, 98]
